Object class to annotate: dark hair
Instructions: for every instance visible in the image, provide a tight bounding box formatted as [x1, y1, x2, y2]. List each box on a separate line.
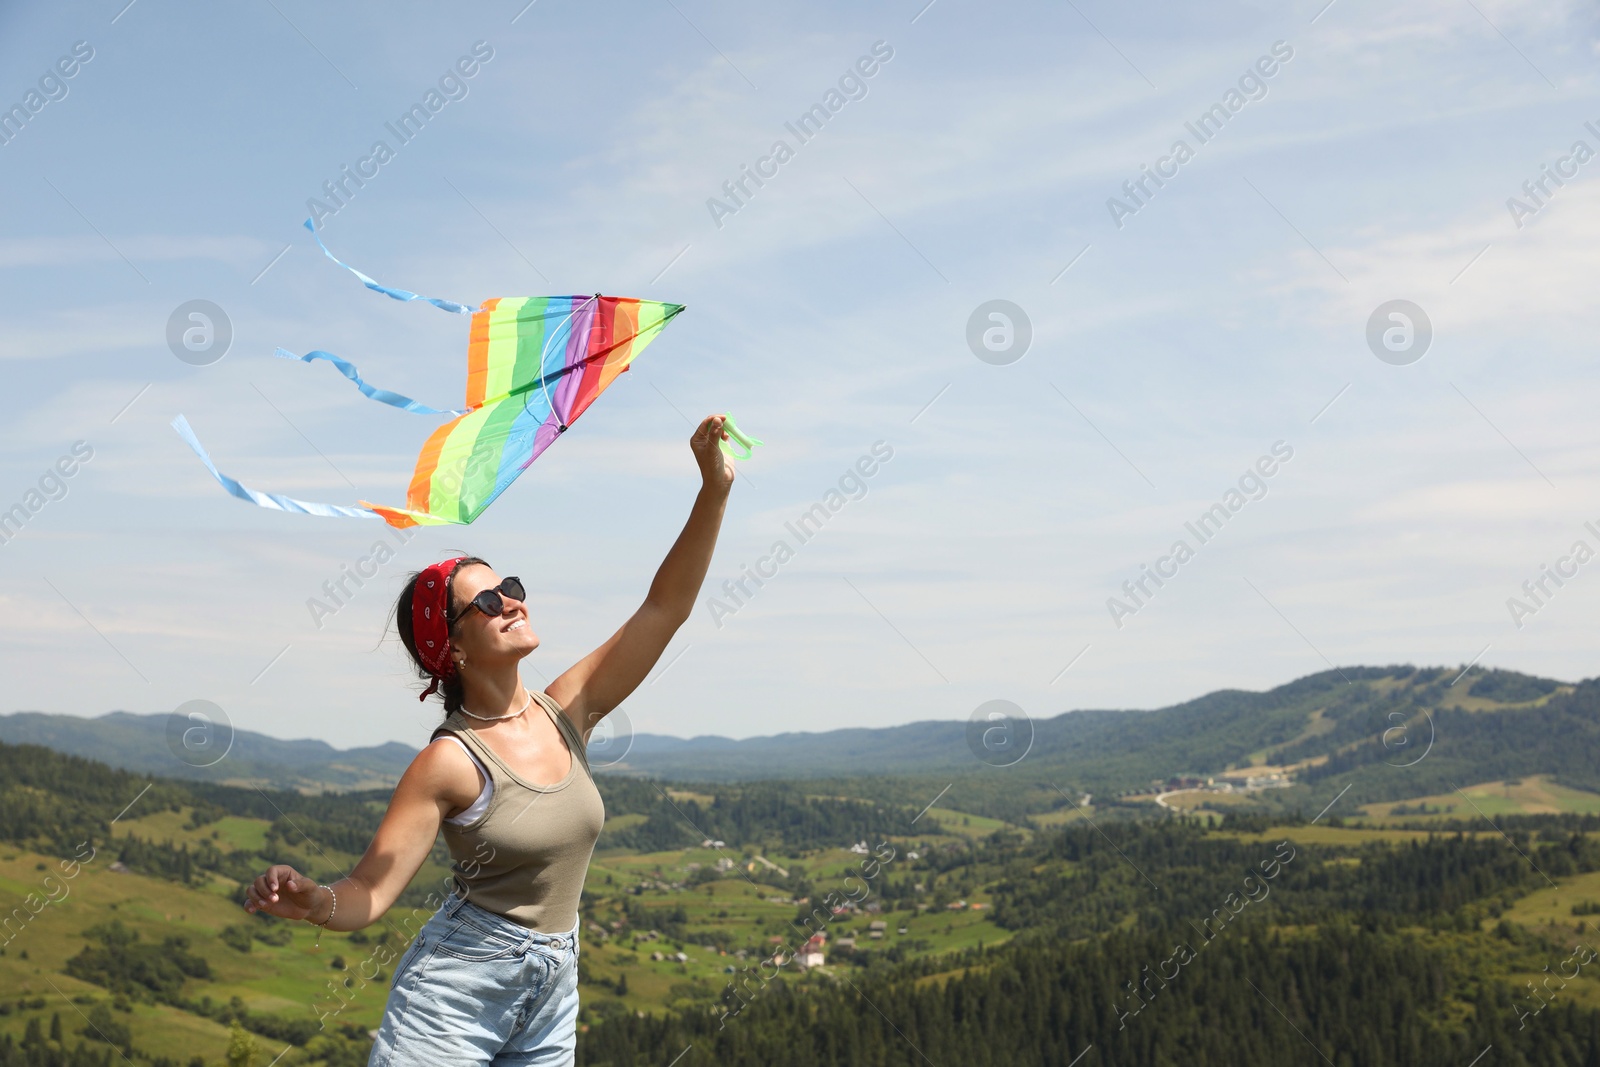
[392, 555, 490, 717]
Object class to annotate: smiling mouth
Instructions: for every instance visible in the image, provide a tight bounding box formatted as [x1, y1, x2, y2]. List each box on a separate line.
[503, 619, 527, 633]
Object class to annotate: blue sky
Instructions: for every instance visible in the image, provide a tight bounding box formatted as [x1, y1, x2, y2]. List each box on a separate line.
[2, 0, 1597, 750]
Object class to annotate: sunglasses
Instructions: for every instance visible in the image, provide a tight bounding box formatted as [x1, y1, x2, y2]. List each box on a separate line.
[449, 576, 526, 625]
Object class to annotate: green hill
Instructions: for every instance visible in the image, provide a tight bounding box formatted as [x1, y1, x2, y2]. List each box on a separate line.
[3, 665, 1600, 1064]
[0, 711, 416, 794]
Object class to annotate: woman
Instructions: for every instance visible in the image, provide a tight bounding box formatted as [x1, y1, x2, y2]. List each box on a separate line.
[243, 414, 735, 1065]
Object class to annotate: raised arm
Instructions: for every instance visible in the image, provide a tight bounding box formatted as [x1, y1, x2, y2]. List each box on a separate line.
[243, 741, 473, 930]
[549, 414, 734, 736]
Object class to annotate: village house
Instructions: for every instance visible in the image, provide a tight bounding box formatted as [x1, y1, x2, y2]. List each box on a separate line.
[795, 934, 826, 970]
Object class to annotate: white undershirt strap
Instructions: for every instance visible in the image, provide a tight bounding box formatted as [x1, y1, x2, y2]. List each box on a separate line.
[433, 733, 493, 827]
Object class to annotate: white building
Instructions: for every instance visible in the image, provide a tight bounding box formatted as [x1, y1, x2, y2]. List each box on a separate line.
[795, 934, 826, 969]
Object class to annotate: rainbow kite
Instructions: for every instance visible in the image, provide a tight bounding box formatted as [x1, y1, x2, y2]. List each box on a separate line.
[173, 222, 685, 529]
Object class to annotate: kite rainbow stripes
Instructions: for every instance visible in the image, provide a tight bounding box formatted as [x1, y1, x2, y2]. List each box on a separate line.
[174, 222, 685, 529]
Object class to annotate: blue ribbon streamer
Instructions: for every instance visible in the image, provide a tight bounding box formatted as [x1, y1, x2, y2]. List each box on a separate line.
[303, 219, 477, 315]
[273, 348, 469, 417]
[171, 414, 381, 520]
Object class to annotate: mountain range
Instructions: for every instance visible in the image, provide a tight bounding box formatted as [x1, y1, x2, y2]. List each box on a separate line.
[0, 665, 1592, 812]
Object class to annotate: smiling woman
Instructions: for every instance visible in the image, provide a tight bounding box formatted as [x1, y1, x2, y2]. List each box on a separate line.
[240, 413, 737, 1066]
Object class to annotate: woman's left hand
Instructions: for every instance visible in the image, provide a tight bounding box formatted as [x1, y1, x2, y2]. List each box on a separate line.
[692, 414, 734, 493]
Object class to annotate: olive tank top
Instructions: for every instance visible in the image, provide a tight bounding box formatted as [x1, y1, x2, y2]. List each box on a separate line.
[429, 688, 606, 933]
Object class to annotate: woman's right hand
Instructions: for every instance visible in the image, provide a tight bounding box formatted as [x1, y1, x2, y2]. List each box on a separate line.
[692, 414, 734, 494]
[244, 864, 322, 922]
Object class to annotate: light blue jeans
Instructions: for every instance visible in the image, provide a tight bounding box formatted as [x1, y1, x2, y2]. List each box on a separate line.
[369, 891, 581, 1066]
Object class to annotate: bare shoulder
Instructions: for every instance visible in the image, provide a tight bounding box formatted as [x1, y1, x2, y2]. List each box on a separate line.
[541, 680, 576, 718]
[539, 685, 591, 741]
[411, 731, 484, 815]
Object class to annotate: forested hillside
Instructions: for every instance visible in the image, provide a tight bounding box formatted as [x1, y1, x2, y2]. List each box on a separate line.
[579, 819, 1600, 1066]
[3, 666, 1600, 1064]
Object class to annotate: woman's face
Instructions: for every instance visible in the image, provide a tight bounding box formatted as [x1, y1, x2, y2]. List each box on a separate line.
[448, 563, 539, 665]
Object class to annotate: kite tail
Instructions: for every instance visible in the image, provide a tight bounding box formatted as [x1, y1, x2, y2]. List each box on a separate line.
[273, 348, 470, 417]
[170, 414, 381, 520]
[303, 219, 477, 315]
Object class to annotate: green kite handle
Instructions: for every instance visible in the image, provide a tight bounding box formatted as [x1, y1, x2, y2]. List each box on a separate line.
[719, 413, 764, 460]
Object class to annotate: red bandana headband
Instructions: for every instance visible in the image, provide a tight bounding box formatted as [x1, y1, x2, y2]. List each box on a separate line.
[414, 556, 466, 701]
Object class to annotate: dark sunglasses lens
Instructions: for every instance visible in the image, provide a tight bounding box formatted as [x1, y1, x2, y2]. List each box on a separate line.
[471, 578, 523, 618]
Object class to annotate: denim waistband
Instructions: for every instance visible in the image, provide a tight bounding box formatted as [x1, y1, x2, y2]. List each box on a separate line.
[440, 890, 580, 954]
